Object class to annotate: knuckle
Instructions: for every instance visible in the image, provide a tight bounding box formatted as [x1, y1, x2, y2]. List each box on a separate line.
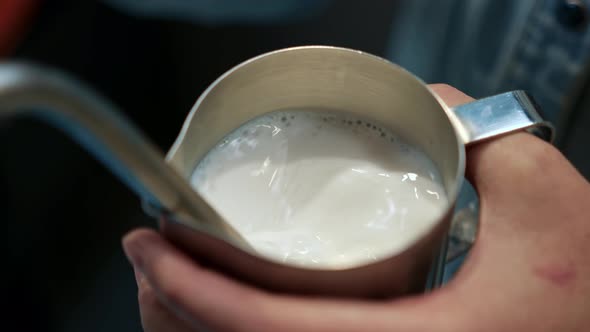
[158, 277, 185, 307]
[429, 83, 458, 95]
[468, 133, 565, 200]
[506, 135, 560, 175]
[143, 250, 186, 307]
[430, 83, 454, 90]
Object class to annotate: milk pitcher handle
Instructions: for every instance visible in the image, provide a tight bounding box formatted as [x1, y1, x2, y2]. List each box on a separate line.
[449, 91, 555, 145]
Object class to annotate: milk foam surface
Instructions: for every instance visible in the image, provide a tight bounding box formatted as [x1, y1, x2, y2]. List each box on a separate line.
[190, 110, 448, 268]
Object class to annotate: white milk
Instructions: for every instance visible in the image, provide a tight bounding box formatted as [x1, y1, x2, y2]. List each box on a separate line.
[191, 110, 448, 268]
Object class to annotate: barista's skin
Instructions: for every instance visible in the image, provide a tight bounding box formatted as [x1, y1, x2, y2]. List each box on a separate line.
[123, 85, 590, 332]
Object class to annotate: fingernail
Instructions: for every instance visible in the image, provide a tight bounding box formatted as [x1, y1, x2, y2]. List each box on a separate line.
[133, 266, 145, 287]
[123, 240, 143, 269]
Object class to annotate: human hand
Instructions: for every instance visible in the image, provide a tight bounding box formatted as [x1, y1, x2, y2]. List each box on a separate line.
[123, 84, 590, 332]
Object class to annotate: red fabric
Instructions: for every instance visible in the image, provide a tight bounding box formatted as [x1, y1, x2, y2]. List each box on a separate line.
[0, 0, 39, 56]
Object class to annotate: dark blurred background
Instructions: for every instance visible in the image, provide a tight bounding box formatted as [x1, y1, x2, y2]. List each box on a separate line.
[1, 0, 589, 331]
[0, 1, 398, 331]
